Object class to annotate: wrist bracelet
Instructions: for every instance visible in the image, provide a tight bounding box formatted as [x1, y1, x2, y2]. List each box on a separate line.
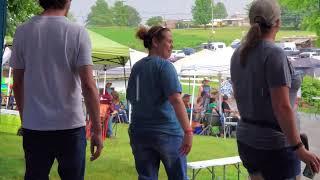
[184, 129, 193, 135]
[291, 142, 304, 151]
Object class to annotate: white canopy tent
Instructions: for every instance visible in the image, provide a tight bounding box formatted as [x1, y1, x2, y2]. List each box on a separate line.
[173, 47, 235, 133]
[174, 48, 234, 77]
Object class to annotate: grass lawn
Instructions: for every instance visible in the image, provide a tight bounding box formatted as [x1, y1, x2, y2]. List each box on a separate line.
[0, 115, 248, 180]
[89, 26, 316, 51]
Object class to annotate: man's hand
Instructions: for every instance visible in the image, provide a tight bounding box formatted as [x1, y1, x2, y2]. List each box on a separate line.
[180, 133, 193, 155]
[90, 131, 103, 161]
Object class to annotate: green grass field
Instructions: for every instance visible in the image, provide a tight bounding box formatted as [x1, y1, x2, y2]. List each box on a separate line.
[90, 26, 316, 51]
[0, 115, 248, 180]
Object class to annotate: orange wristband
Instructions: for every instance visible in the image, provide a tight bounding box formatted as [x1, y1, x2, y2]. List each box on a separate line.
[184, 129, 193, 135]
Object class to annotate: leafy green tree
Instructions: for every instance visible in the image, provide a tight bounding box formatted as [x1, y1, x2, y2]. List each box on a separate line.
[213, 2, 228, 19]
[7, 0, 41, 36]
[146, 16, 163, 26]
[192, 0, 212, 28]
[112, 1, 141, 27]
[125, 5, 141, 27]
[279, 0, 320, 34]
[281, 7, 303, 30]
[86, 0, 113, 26]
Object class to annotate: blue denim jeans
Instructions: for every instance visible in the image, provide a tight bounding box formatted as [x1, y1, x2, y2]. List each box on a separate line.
[23, 127, 86, 180]
[129, 130, 188, 180]
[107, 115, 113, 137]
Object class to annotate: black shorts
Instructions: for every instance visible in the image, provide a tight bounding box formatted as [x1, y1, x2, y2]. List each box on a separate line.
[237, 141, 300, 180]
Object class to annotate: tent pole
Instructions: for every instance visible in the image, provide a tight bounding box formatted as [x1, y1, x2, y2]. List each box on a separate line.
[6, 67, 11, 109]
[189, 76, 191, 94]
[123, 59, 127, 90]
[103, 66, 107, 94]
[217, 72, 225, 138]
[189, 74, 196, 125]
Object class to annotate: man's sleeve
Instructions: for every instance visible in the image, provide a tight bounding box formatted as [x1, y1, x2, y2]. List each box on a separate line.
[76, 28, 93, 67]
[159, 62, 182, 98]
[9, 28, 25, 69]
[266, 48, 291, 88]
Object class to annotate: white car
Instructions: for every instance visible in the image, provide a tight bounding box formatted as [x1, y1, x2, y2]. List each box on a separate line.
[299, 52, 320, 59]
[172, 50, 186, 58]
[210, 42, 226, 50]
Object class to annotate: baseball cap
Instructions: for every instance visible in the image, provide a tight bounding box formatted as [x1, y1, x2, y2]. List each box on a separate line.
[249, 0, 281, 27]
[203, 77, 210, 82]
[182, 94, 191, 99]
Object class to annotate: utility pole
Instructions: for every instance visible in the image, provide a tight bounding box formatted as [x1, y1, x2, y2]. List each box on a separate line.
[211, 0, 215, 34]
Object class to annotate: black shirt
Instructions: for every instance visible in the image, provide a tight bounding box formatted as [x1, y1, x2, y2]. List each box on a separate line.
[221, 101, 230, 113]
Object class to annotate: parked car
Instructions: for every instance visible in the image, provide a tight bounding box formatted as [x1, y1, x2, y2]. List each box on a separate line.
[211, 42, 226, 50]
[183, 48, 195, 55]
[171, 50, 186, 59]
[231, 39, 241, 49]
[299, 52, 320, 59]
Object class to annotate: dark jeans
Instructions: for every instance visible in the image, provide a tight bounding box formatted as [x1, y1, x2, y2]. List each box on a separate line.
[23, 127, 86, 180]
[237, 141, 300, 180]
[129, 130, 188, 180]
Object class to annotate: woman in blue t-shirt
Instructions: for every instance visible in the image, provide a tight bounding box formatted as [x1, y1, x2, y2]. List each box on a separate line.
[126, 26, 193, 180]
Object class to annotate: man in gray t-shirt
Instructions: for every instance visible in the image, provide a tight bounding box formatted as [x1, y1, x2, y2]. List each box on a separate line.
[10, 0, 102, 179]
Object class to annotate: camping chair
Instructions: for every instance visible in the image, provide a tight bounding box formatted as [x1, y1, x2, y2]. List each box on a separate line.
[200, 114, 221, 137]
[85, 103, 110, 141]
[223, 113, 238, 138]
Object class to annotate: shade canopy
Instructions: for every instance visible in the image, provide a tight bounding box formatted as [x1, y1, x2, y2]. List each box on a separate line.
[89, 30, 130, 67]
[174, 48, 234, 77]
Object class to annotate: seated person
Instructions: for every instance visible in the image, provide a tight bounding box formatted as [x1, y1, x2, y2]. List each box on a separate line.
[193, 97, 203, 122]
[206, 97, 218, 114]
[182, 94, 192, 114]
[111, 91, 129, 124]
[100, 91, 114, 138]
[222, 95, 232, 116]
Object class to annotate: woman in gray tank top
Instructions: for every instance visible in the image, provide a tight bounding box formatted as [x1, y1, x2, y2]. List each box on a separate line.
[230, 0, 320, 179]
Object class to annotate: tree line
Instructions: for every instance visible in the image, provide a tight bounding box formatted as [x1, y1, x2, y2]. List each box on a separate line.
[4, 0, 319, 37]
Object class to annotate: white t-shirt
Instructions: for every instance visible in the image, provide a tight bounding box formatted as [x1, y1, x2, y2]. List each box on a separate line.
[10, 16, 93, 130]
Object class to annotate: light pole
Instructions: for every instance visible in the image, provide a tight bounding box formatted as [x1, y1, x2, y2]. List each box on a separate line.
[211, 0, 214, 33]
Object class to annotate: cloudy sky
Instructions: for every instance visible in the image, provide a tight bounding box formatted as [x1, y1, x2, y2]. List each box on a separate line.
[70, 0, 252, 24]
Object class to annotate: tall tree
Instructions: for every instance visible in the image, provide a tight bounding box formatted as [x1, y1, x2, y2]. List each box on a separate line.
[279, 0, 317, 33]
[125, 6, 141, 27]
[112, 1, 128, 26]
[281, 7, 303, 30]
[7, 0, 41, 36]
[192, 0, 212, 28]
[146, 16, 163, 26]
[86, 0, 113, 26]
[112, 1, 141, 27]
[213, 2, 228, 19]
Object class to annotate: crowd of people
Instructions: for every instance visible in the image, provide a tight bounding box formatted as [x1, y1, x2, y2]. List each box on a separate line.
[5, 0, 320, 179]
[181, 77, 239, 137]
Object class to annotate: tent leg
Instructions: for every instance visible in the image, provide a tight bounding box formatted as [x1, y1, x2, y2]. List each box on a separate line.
[103, 68, 107, 94]
[189, 75, 196, 125]
[6, 67, 11, 109]
[189, 76, 191, 94]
